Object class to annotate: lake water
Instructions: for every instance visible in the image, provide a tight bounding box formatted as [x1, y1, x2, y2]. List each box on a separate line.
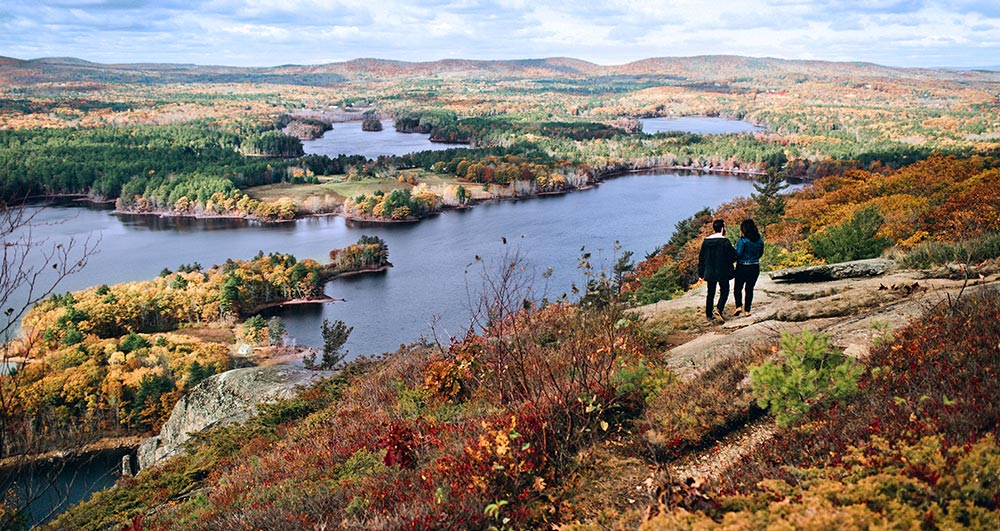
[300, 119, 454, 159]
[300, 117, 763, 160]
[12, 451, 128, 528]
[9, 172, 756, 357]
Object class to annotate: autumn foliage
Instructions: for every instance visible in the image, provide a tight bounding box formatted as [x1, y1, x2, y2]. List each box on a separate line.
[2, 252, 325, 456]
[67, 288, 661, 530]
[643, 285, 1000, 529]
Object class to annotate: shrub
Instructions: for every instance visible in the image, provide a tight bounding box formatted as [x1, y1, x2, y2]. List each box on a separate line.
[899, 231, 1000, 268]
[722, 285, 1000, 494]
[646, 351, 762, 459]
[750, 330, 863, 427]
[808, 205, 892, 263]
[119, 332, 151, 353]
[630, 262, 683, 305]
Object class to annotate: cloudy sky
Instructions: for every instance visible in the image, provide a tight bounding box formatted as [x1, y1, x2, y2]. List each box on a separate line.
[1, 0, 998, 68]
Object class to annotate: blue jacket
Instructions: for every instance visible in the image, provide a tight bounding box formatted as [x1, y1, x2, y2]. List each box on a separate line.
[736, 237, 764, 265]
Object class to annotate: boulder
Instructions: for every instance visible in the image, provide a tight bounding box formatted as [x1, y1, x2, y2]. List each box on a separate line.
[138, 365, 326, 470]
[770, 258, 895, 283]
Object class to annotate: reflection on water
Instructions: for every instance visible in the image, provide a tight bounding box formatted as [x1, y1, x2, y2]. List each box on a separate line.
[5, 116, 776, 524]
[9, 117, 768, 356]
[301, 119, 462, 159]
[12, 450, 129, 528]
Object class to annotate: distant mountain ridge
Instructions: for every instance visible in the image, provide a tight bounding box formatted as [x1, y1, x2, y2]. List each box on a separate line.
[3, 54, 996, 87]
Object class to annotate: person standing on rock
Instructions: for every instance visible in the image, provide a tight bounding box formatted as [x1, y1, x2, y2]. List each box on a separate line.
[698, 219, 737, 322]
[733, 218, 765, 317]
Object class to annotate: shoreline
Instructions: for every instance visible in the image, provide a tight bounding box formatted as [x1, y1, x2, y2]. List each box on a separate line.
[326, 263, 393, 279]
[60, 163, 772, 226]
[0, 436, 143, 473]
[334, 164, 766, 224]
[250, 296, 340, 314]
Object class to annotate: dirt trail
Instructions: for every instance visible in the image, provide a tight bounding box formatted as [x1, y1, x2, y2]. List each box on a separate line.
[634, 260, 1000, 483]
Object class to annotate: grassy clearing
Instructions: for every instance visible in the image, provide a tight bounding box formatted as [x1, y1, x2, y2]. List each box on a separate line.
[174, 324, 236, 344]
[245, 170, 481, 213]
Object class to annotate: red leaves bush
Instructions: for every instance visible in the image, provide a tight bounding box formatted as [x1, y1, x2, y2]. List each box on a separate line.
[720, 285, 1000, 494]
[137, 299, 659, 530]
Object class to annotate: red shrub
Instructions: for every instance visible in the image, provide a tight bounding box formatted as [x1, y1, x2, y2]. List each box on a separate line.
[719, 285, 1000, 493]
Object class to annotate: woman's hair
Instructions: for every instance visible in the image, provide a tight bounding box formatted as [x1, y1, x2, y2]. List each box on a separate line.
[740, 218, 761, 242]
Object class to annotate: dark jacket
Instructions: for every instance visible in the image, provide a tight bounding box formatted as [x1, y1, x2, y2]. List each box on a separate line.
[736, 237, 765, 265]
[698, 235, 736, 281]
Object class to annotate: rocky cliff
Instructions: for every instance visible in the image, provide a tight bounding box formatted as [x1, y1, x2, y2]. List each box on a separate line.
[138, 365, 328, 470]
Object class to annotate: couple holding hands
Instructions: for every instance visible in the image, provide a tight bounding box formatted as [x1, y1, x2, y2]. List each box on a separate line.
[697, 218, 764, 322]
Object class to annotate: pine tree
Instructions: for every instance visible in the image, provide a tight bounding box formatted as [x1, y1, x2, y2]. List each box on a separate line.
[751, 168, 789, 229]
[319, 319, 352, 369]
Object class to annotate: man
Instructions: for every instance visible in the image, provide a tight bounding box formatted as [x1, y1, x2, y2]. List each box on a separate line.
[698, 219, 736, 322]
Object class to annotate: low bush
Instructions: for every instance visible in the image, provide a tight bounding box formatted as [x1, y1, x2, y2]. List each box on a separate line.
[750, 330, 863, 427]
[899, 231, 1000, 268]
[646, 351, 765, 459]
[720, 285, 1000, 494]
[808, 205, 892, 263]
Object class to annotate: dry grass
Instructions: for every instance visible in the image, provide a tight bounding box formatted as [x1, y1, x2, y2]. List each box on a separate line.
[245, 171, 477, 212]
[174, 324, 236, 344]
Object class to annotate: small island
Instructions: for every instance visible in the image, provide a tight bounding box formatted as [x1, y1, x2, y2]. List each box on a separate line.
[361, 110, 384, 132]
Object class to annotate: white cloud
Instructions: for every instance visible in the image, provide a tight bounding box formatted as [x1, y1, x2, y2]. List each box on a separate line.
[0, 0, 997, 67]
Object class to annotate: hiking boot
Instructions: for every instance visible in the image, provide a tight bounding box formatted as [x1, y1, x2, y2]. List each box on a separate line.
[714, 308, 726, 322]
[733, 307, 744, 317]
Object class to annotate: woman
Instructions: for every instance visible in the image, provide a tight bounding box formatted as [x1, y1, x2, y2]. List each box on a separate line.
[733, 219, 764, 316]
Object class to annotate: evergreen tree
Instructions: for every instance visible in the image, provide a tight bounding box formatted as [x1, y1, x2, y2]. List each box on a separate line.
[809, 205, 891, 263]
[668, 207, 713, 249]
[751, 168, 790, 229]
[319, 319, 352, 369]
[267, 316, 286, 346]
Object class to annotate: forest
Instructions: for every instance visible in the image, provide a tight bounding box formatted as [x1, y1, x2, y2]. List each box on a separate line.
[1, 55, 996, 224]
[17, 148, 997, 531]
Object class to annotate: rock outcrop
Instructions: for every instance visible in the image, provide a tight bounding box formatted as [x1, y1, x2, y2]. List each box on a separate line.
[769, 258, 895, 282]
[634, 261, 999, 381]
[634, 262, 1000, 484]
[138, 365, 327, 470]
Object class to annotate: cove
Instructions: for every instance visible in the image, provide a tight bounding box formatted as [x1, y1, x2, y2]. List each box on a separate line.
[300, 119, 450, 159]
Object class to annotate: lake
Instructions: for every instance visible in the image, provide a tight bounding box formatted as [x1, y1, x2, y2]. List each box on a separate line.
[300, 119, 452, 159]
[9, 171, 757, 357]
[300, 117, 764, 160]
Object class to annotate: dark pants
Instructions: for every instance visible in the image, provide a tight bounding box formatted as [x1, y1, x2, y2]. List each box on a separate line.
[706, 279, 729, 319]
[734, 263, 760, 312]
